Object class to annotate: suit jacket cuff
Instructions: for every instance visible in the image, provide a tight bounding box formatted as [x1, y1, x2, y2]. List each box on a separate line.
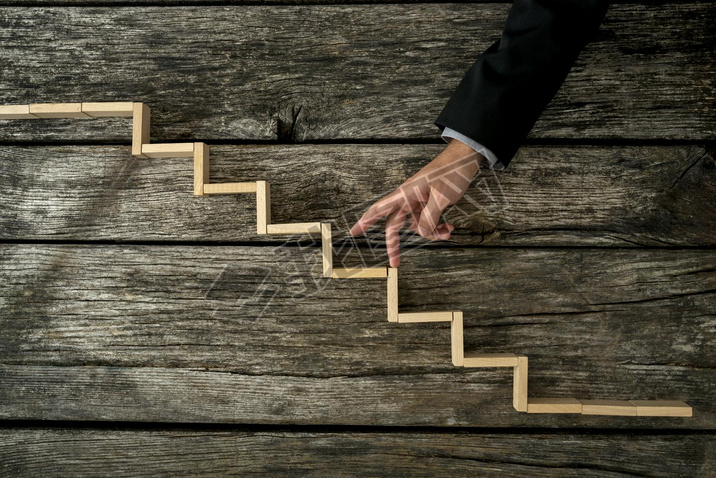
[440, 126, 506, 170]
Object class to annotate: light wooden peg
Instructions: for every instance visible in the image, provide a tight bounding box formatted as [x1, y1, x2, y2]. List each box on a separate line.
[451, 311, 463, 366]
[387, 268, 398, 322]
[193, 142, 209, 196]
[30, 103, 89, 118]
[629, 400, 692, 417]
[266, 223, 322, 235]
[141, 143, 194, 158]
[0, 105, 37, 119]
[397, 311, 453, 323]
[527, 398, 583, 414]
[256, 181, 271, 235]
[580, 400, 637, 416]
[331, 268, 387, 279]
[463, 353, 519, 368]
[322, 223, 332, 278]
[132, 102, 150, 157]
[513, 354, 528, 412]
[82, 102, 134, 117]
[203, 183, 257, 195]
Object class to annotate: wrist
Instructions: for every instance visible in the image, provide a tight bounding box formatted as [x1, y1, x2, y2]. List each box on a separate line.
[446, 137, 475, 155]
[441, 139, 483, 167]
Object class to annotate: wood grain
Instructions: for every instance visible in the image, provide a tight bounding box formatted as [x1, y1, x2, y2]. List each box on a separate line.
[0, 0, 705, 4]
[0, 244, 712, 427]
[0, 4, 712, 142]
[0, 428, 713, 477]
[0, 0, 712, 467]
[0, 144, 713, 246]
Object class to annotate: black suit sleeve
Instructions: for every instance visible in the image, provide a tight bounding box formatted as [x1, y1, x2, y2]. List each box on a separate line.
[434, 0, 611, 169]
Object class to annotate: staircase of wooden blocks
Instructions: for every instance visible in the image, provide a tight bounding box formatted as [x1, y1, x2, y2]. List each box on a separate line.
[0, 101, 693, 418]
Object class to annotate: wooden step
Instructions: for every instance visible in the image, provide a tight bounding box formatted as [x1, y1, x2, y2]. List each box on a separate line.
[30, 103, 89, 119]
[526, 398, 583, 414]
[397, 311, 453, 323]
[463, 353, 520, 368]
[331, 267, 387, 279]
[81, 101, 135, 117]
[629, 400, 692, 417]
[266, 222, 322, 234]
[0, 105, 38, 119]
[580, 400, 637, 416]
[203, 182, 257, 195]
[141, 143, 195, 158]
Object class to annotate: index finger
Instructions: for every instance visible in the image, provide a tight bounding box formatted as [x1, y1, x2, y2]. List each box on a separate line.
[349, 192, 403, 237]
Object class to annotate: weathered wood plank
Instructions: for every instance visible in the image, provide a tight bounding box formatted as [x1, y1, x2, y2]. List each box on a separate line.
[0, 4, 712, 141]
[4, 0, 707, 5]
[0, 245, 713, 427]
[1, 428, 713, 477]
[0, 364, 711, 428]
[0, 144, 713, 246]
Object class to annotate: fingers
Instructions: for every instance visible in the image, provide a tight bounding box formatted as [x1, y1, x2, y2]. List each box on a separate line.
[349, 200, 389, 237]
[417, 187, 451, 240]
[415, 217, 453, 240]
[435, 222, 455, 238]
[408, 212, 453, 243]
[349, 191, 404, 237]
[408, 213, 419, 234]
[385, 207, 407, 268]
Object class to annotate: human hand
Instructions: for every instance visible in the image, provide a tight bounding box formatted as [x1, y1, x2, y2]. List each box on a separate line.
[349, 139, 483, 267]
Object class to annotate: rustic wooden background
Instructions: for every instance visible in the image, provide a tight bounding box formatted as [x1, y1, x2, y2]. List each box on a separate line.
[1, 0, 714, 475]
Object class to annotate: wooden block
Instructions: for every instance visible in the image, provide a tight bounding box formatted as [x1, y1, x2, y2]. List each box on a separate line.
[451, 311, 463, 366]
[203, 183, 257, 195]
[81, 102, 134, 117]
[387, 268, 398, 322]
[266, 223, 322, 235]
[0, 105, 38, 119]
[331, 268, 387, 279]
[132, 103, 150, 157]
[193, 142, 210, 196]
[322, 223, 332, 278]
[463, 353, 519, 368]
[580, 400, 637, 416]
[256, 181, 271, 235]
[629, 400, 692, 417]
[512, 354, 528, 412]
[397, 311, 453, 323]
[141, 143, 195, 158]
[29, 103, 89, 118]
[527, 398, 583, 414]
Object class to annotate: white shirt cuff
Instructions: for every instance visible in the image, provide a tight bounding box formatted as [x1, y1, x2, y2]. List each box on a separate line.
[440, 127, 505, 170]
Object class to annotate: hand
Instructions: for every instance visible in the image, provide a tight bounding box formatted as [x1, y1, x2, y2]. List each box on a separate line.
[350, 139, 483, 267]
